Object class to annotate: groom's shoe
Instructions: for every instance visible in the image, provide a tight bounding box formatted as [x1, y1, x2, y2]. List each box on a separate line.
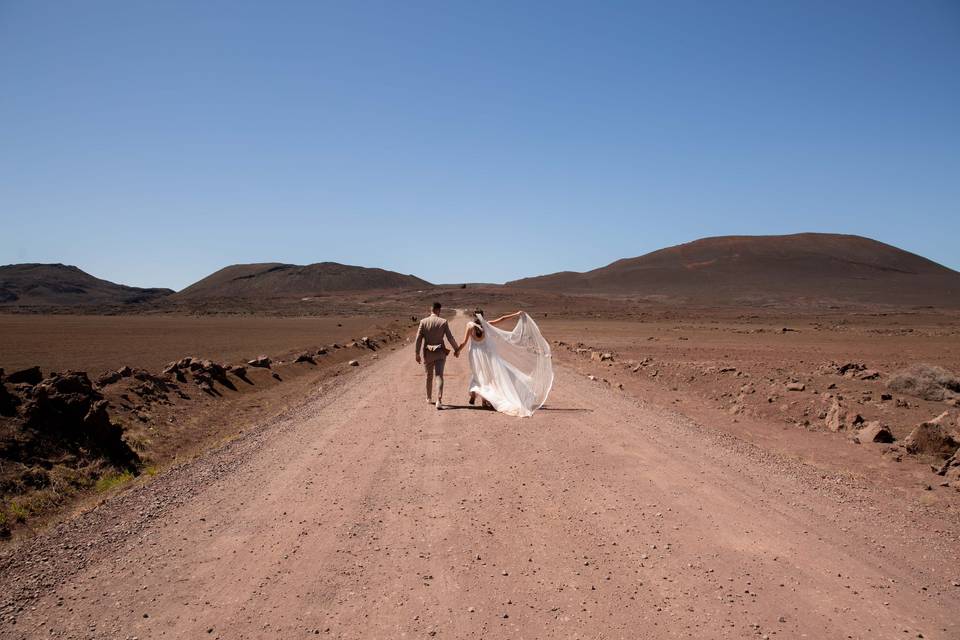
[435, 400, 443, 410]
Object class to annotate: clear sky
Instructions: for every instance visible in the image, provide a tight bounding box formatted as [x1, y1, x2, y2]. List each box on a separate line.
[1, 1, 958, 290]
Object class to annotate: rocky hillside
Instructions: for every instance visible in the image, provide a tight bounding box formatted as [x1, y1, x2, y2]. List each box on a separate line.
[0, 264, 172, 307]
[507, 233, 960, 306]
[175, 262, 432, 300]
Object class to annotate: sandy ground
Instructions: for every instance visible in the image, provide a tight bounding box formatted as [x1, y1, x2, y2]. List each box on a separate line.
[1, 316, 958, 639]
[0, 315, 410, 376]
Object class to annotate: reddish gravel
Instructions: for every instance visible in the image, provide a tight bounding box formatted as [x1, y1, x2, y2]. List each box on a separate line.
[1, 317, 958, 639]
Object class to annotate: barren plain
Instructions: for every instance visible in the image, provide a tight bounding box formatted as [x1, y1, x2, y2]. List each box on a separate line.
[1, 293, 959, 639]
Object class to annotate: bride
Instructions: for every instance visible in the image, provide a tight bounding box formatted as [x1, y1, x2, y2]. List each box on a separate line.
[454, 309, 554, 417]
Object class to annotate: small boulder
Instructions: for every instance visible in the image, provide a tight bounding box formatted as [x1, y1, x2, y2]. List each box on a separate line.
[117, 366, 133, 378]
[349, 360, 360, 367]
[248, 356, 272, 369]
[199, 360, 226, 378]
[786, 382, 805, 392]
[904, 418, 960, 457]
[6, 366, 42, 385]
[854, 421, 895, 444]
[227, 365, 247, 379]
[858, 369, 881, 380]
[824, 397, 845, 432]
[294, 353, 315, 364]
[96, 370, 123, 386]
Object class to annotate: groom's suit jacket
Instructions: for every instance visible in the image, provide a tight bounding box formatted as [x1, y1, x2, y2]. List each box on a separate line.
[415, 314, 457, 364]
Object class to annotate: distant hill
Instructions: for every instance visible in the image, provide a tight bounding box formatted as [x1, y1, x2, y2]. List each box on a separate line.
[176, 262, 432, 299]
[0, 264, 173, 306]
[507, 233, 960, 306]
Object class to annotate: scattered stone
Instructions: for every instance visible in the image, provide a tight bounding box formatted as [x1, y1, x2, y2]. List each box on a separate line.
[248, 356, 272, 369]
[294, 353, 316, 364]
[96, 370, 123, 386]
[904, 417, 959, 457]
[786, 382, 805, 392]
[349, 360, 360, 367]
[853, 421, 895, 444]
[824, 397, 846, 432]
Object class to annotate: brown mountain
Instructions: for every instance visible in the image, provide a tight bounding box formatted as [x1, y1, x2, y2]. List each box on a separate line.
[506, 233, 960, 306]
[0, 264, 173, 307]
[175, 262, 432, 299]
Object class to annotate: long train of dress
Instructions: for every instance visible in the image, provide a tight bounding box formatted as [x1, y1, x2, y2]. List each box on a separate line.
[467, 312, 553, 417]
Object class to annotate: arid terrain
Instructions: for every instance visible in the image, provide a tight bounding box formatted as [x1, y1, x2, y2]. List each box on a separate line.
[0, 312, 958, 640]
[1, 234, 959, 638]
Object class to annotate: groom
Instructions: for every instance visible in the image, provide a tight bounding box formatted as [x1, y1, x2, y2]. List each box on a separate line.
[415, 302, 460, 410]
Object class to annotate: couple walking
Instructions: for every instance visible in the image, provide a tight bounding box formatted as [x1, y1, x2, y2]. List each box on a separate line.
[414, 302, 554, 417]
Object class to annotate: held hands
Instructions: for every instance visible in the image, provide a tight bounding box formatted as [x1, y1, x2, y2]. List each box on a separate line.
[415, 354, 422, 364]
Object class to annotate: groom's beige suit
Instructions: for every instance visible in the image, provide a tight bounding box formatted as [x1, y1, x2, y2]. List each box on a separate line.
[415, 312, 458, 401]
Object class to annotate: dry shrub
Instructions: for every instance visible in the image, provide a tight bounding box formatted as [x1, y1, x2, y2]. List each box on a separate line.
[887, 364, 960, 401]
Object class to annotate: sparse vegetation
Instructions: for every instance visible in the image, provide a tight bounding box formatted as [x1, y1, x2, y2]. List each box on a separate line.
[94, 471, 135, 493]
[8, 500, 28, 522]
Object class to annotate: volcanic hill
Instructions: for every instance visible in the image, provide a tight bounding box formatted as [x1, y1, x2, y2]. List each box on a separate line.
[0, 264, 173, 307]
[506, 233, 960, 306]
[175, 262, 432, 299]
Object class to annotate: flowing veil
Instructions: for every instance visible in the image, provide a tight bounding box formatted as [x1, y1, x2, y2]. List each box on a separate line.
[469, 312, 553, 417]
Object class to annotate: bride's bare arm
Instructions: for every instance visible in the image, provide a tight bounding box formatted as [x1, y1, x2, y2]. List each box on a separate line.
[488, 310, 522, 326]
[456, 326, 473, 356]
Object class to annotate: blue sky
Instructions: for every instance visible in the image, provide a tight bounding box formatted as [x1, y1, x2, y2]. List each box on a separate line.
[1, 1, 958, 289]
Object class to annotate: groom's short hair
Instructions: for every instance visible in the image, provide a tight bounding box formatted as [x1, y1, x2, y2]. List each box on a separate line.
[432, 302, 442, 312]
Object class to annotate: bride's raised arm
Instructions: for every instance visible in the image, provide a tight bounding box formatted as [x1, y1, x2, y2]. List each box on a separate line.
[488, 310, 523, 326]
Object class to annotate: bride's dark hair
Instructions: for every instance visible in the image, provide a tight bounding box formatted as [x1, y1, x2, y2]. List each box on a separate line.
[473, 308, 484, 338]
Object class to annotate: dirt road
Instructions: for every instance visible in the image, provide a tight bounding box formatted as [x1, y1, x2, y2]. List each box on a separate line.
[2, 317, 958, 639]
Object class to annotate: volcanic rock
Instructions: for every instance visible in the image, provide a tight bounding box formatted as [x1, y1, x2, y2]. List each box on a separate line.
[248, 356, 272, 369]
[228, 365, 247, 379]
[853, 421, 895, 444]
[6, 366, 43, 385]
[903, 417, 960, 458]
[20, 371, 139, 468]
[95, 370, 122, 386]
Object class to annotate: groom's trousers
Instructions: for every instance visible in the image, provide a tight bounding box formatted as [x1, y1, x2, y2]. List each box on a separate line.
[424, 357, 446, 399]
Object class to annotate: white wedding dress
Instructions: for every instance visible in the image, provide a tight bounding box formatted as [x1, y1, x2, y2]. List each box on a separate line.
[467, 312, 553, 417]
